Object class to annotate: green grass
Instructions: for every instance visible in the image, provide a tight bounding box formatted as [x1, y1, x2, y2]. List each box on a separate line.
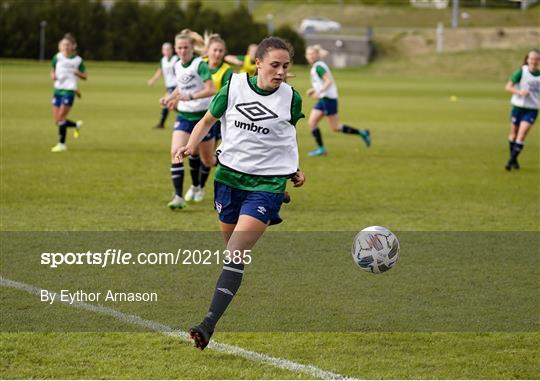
[1, 50, 538, 379]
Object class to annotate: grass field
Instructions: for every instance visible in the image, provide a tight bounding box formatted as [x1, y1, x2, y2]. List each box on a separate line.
[1, 49, 539, 379]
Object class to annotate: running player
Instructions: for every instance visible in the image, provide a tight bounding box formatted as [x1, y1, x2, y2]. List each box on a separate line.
[161, 29, 216, 209]
[305, 44, 370, 156]
[504, 49, 540, 171]
[197, 33, 234, 201]
[147, 42, 179, 129]
[224, 43, 257, 76]
[50, 34, 87, 152]
[173, 37, 305, 350]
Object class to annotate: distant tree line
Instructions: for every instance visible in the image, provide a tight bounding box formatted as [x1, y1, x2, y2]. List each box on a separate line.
[0, 0, 306, 63]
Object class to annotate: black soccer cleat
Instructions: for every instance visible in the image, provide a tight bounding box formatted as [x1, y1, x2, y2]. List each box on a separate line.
[512, 160, 520, 170]
[189, 323, 213, 351]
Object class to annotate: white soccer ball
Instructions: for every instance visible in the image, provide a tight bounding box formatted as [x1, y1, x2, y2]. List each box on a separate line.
[352, 226, 400, 273]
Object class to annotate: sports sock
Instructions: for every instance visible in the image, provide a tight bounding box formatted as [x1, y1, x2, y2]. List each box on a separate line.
[340, 124, 361, 134]
[171, 163, 184, 197]
[57, 120, 67, 143]
[199, 163, 211, 189]
[189, 155, 201, 187]
[202, 261, 244, 331]
[510, 141, 524, 163]
[509, 140, 516, 157]
[64, 119, 77, 128]
[159, 107, 169, 127]
[311, 127, 324, 147]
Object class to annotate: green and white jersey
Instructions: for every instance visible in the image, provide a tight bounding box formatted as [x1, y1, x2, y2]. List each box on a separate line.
[310, 60, 338, 99]
[173, 56, 212, 113]
[214, 73, 299, 177]
[511, 65, 540, 110]
[161, 55, 179, 88]
[52, 52, 85, 91]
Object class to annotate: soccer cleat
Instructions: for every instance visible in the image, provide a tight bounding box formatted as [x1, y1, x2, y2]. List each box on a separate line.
[512, 160, 520, 170]
[184, 185, 200, 202]
[283, 191, 291, 204]
[193, 188, 205, 202]
[51, 143, 67, 152]
[505, 163, 512, 171]
[167, 195, 186, 210]
[359, 129, 371, 147]
[189, 323, 213, 351]
[308, 147, 327, 157]
[73, 120, 83, 138]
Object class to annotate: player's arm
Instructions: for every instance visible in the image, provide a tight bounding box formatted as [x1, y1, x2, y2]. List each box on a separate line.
[314, 73, 333, 97]
[163, 87, 181, 109]
[50, 69, 56, 81]
[172, 111, 217, 163]
[74, 61, 87, 80]
[505, 69, 528, 97]
[224, 54, 243, 66]
[179, 79, 216, 101]
[148, 68, 162, 86]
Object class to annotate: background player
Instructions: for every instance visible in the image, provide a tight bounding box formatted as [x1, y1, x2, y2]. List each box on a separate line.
[50, 34, 87, 152]
[161, 29, 216, 209]
[147, 42, 179, 129]
[224, 43, 257, 76]
[304, 44, 370, 157]
[173, 37, 305, 350]
[504, 49, 540, 171]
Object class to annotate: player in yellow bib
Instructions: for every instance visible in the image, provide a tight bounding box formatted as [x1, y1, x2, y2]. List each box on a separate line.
[224, 43, 257, 76]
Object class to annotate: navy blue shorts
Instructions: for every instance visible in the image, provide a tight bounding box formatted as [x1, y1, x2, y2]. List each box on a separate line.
[166, 86, 176, 94]
[52, 93, 75, 107]
[213, 120, 222, 141]
[174, 116, 215, 141]
[314, 98, 338, 116]
[511, 107, 538, 125]
[214, 181, 285, 226]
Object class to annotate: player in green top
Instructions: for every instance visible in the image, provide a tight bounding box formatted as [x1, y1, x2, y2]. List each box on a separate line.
[224, 43, 258, 76]
[173, 37, 305, 350]
[50, 33, 87, 152]
[504, 49, 540, 171]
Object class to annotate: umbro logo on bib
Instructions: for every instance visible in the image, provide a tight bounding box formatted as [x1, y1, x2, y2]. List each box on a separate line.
[179, 73, 195, 84]
[235, 101, 278, 122]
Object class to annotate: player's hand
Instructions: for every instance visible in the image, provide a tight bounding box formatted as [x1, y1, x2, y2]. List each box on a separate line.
[519, 89, 530, 97]
[147, 79, 154, 86]
[166, 97, 178, 110]
[291, 170, 305, 188]
[306, 88, 315, 97]
[75, 89, 82, 99]
[178, 93, 191, 101]
[172, 146, 192, 164]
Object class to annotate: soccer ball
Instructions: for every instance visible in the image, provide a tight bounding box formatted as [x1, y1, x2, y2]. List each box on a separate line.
[352, 226, 400, 273]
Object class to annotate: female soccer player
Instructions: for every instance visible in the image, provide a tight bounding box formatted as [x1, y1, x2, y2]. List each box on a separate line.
[161, 29, 216, 209]
[504, 49, 540, 171]
[147, 42, 179, 129]
[50, 34, 87, 152]
[305, 44, 370, 156]
[224, 43, 257, 76]
[173, 37, 305, 350]
[196, 33, 234, 201]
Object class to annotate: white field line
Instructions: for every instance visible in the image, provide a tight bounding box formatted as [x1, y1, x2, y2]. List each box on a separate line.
[1, 276, 357, 380]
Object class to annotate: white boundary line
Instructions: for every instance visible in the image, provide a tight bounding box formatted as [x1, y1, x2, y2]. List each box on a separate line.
[1, 276, 357, 380]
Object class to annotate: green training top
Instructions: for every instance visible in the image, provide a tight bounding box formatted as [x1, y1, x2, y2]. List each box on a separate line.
[210, 75, 304, 193]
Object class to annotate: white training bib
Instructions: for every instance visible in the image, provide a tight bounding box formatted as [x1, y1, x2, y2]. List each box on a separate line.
[310, 60, 338, 99]
[511, 65, 540, 110]
[174, 56, 212, 113]
[161, 55, 178, 88]
[218, 73, 299, 176]
[54, 53, 83, 91]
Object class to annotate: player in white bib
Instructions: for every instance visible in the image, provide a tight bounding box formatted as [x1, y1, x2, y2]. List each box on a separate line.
[173, 37, 305, 350]
[161, 30, 216, 209]
[305, 45, 371, 156]
[147, 42, 179, 129]
[50, 34, 87, 152]
[504, 49, 540, 171]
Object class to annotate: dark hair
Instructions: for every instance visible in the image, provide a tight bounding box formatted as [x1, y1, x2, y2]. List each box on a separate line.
[255, 37, 293, 61]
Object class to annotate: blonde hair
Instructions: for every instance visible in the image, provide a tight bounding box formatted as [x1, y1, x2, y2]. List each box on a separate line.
[175, 29, 205, 56]
[306, 44, 329, 59]
[204, 31, 226, 54]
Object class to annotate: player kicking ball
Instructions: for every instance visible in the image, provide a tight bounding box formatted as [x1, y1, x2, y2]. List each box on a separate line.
[173, 37, 305, 350]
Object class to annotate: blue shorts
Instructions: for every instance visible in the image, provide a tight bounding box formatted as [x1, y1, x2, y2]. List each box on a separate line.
[52, 94, 75, 107]
[511, 107, 538, 125]
[166, 86, 176, 94]
[214, 181, 285, 226]
[174, 116, 214, 142]
[314, 98, 338, 116]
[213, 121, 222, 141]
